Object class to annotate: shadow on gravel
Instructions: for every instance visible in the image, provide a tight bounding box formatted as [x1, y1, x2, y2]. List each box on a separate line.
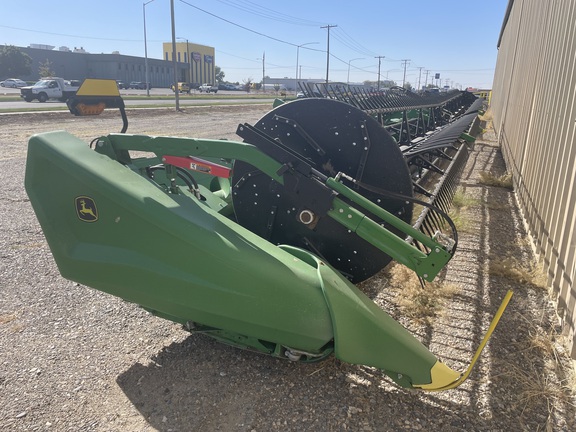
[112, 134, 576, 432]
[456, 139, 576, 431]
[116, 333, 480, 432]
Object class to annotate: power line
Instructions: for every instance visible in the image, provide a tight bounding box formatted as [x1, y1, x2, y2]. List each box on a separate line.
[178, 0, 300, 48]
[213, 0, 324, 27]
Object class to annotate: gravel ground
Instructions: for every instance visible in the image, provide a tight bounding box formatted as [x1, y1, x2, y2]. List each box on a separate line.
[1, 105, 575, 431]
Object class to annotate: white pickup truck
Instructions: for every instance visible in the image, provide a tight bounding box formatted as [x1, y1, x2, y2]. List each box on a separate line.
[20, 77, 81, 103]
[198, 83, 218, 93]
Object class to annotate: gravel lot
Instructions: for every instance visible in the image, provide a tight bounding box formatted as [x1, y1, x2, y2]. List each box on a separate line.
[1, 105, 575, 431]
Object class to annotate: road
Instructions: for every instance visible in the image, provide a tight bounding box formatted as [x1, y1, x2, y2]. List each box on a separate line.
[0, 86, 280, 110]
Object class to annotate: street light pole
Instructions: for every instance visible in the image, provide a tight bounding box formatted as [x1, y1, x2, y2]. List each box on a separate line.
[296, 42, 317, 91]
[143, 0, 156, 97]
[347, 58, 364, 86]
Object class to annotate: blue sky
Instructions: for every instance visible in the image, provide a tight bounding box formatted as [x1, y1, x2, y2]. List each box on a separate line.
[1, 0, 508, 88]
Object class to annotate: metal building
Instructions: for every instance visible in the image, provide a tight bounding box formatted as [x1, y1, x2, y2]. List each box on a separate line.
[16, 46, 192, 88]
[163, 42, 215, 86]
[491, 0, 576, 358]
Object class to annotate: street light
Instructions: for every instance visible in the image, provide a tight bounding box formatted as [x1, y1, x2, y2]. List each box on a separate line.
[177, 37, 192, 85]
[347, 58, 364, 86]
[143, 0, 157, 97]
[296, 42, 318, 90]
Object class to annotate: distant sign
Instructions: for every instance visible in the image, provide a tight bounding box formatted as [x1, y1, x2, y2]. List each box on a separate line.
[204, 55, 213, 64]
[435, 73, 440, 79]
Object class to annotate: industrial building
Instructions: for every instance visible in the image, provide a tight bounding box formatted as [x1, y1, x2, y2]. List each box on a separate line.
[162, 41, 215, 86]
[14, 43, 216, 88]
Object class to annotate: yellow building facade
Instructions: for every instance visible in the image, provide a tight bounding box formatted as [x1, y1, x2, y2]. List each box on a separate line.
[162, 42, 215, 85]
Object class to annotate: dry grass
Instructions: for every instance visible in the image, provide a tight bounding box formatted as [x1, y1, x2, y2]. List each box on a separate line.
[0, 313, 17, 324]
[448, 190, 479, 233]
[497, 311, 576, 428]
[385, 264, 459, 324]
[452, 190, 480, 209]
[478, 109, 493, 123]
[479, 171, 514, 190]
[506, 361, 574, 431]
[489, 255, 547, 289]
[478, 109, 494, 133]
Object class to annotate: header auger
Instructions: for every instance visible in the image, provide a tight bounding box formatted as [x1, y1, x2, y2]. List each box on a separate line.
[25, 79, 511, 391]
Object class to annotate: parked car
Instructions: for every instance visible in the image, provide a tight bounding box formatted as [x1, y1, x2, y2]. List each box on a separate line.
[20, 77, 79, 103]
[198, 83, 218, 93]
[116, 80, 128, 89]
[171, 82, 190, 93]
[1, 78, 27, 88]
[129, 81, 151, 90]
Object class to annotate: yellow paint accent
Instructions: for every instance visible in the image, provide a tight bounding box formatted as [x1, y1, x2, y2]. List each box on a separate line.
[416, 361, 461, 390]
[76, 79, 120, 97]
[415, 290, 513, 391]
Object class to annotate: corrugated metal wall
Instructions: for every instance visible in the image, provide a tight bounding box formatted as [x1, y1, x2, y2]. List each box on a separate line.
[491, 0, 576, 358]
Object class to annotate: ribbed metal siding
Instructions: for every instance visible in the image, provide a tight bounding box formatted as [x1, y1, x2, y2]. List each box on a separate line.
[492, 0, 576, 358]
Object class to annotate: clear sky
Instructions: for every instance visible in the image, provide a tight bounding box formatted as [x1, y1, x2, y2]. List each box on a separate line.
[1, 0, 508, 89]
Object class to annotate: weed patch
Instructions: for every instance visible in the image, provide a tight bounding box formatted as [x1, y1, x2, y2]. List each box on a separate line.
[479, 171, 513, 189]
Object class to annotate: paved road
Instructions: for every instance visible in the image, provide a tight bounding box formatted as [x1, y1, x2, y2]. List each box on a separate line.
[0, 87, 279, 110]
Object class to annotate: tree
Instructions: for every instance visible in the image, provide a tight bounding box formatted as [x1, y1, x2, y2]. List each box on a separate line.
[38, 59, 55, 77]
[0, 45, 31, 78]
[242, 77, 252, 93]
[215, 66, 225, 83]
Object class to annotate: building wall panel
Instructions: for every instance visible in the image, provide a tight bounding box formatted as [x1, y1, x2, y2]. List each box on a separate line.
[492, 0, 576, 358]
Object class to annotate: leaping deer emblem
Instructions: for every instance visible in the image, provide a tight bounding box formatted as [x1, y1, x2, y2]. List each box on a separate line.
[75, 196, 98, 222]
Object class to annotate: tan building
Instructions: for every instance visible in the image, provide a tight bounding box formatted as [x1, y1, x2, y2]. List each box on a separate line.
[163, 42, 215, 85]
[492, 0, 576, 359]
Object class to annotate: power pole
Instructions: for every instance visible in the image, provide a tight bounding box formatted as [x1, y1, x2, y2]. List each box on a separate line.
[262, 51, 265, 91]
[170, 0, 179, 111]
[424, 69, 430, 88]
[401, 59, 410, 87]
[375, 56, 385, 89]
[417, 67, 424, 91]
[321, 24, 337, 84]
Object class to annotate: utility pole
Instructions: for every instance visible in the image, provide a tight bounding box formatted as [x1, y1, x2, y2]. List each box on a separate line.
[170, 0, 179, 111]
[424, 69, 430, 88]
[401, 59, 410, 87]
[321, 24, 337, 84]
[375, 56, 385, 89]
[143, 0, 156, 97]
[417, 67, 424, 91]
[262, 51, 265, 92]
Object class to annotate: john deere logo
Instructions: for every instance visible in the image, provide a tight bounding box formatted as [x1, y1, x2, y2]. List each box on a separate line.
[75, 196, 98, 222]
